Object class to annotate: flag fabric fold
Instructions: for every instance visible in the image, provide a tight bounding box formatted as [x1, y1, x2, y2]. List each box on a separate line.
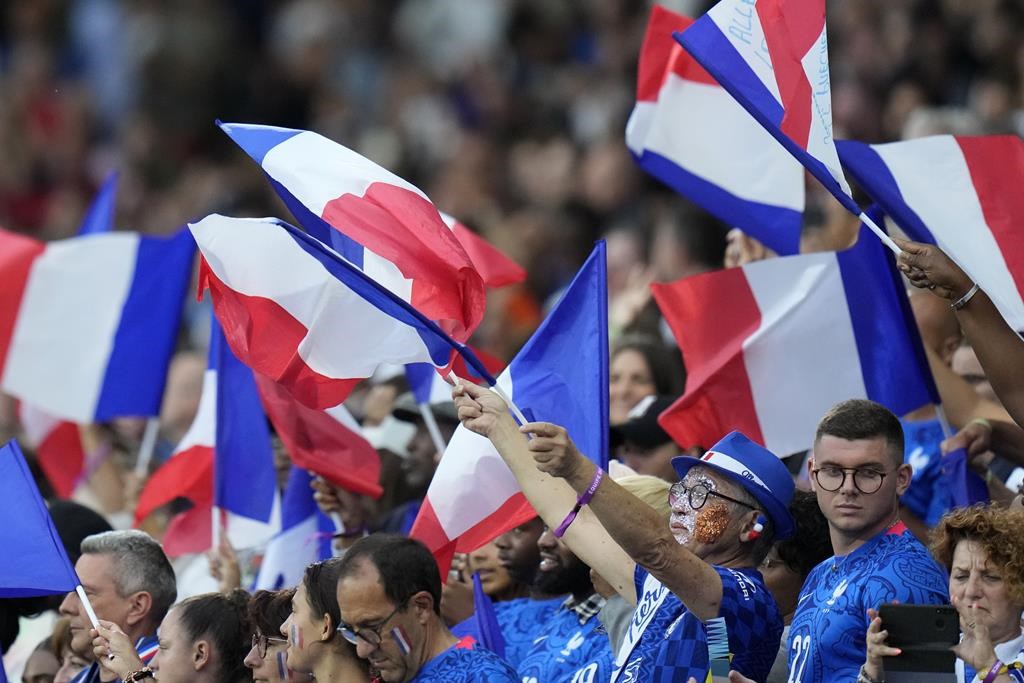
[0, 228, 194, 423]
[219, 122, 488, 339]
[190, 214, 494, 410]
[0, 440, 80, 597]
[16, 403, 86, 499]
[411, 242, 609, 571]
[450, 573, 507, 660]
[627, 5, 804, 255]
[675, 0, 857, 214]
[654, 224, 937, 456]
[941, 448, 989, 509]
[77, 171, 118, 236]
[837, 135, 1024, 330]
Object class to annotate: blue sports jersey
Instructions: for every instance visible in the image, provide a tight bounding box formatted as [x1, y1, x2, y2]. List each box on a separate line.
[901, 417, 950, 526]
[613, 564, 782, 682]
[787, 524, 949, 683]
[958, 631, 1024, 683]
[517, 598, 614, 683]
[72, 634, 158, 683]
[411, 635, 519, 682]
[494, 596, 564, 665]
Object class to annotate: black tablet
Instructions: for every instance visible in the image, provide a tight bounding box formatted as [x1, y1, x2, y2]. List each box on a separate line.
[879, 603, 959, 683]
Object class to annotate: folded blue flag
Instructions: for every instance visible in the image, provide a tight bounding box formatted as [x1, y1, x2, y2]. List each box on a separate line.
[942, 448, 989, 509]
[451, 572, 507, 660]
[0, 440, 80, 597]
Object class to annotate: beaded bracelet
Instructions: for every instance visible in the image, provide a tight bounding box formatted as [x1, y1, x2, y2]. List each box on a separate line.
[553, 468, 604, 537]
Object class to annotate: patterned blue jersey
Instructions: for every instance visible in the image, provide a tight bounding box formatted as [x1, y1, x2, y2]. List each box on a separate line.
[517, 600, 614, 683]
[411, 635, 519, 682]
[71, 634, 159, 683]
[958, 631, 1024, 683]
[901, 417, 950, 526]
[613, 564, 782, 682]
[787, 524, 949, 683]
[494, 596, 564, 665]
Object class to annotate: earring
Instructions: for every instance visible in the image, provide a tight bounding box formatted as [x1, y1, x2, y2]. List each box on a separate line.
[748, 514, 766, 540]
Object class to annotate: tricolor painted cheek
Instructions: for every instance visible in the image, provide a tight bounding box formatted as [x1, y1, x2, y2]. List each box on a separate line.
[290, 624, 304, 650]
[693, 503, 731, 544]
[276, 650, 292, 680]
[390, 626, 412, 655]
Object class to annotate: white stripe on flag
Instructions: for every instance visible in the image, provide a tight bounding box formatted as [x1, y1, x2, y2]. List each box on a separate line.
[707, 0, 782, 103]
[742, 254, 866, 455]
[2, 234, 139, 422]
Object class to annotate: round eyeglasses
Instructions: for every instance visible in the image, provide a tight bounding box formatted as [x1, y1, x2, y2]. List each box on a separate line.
[336, 603, 404, 648]
[252, 632, 288, 659]
[811, 466, 891, 494]
[668, 481, 757, 512]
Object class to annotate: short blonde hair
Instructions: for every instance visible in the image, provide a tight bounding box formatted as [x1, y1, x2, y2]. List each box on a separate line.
[615, 475, 672, 521]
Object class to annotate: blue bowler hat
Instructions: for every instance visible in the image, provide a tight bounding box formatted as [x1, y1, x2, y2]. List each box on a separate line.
[671, 431, 796, 539]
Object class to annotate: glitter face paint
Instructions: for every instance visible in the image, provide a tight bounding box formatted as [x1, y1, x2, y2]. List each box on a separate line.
[693, 502, 732, 544]
[669, 472, 718, 545]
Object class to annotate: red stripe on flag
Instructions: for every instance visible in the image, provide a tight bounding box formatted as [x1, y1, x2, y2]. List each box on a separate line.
[757, 0, 825, 149]
[199, 258, 360, 410]
[255, 374, 384, 499]
[957, 136, 1024, 300]
[0, 230, 45, 379]
[134, 445, 213, 525]
[637, 6, 715, 102]
[37, 421, 85, 499]
[652, 268, 765, 448]
[320, 183, 486, 341]
[450, 223, 526, 289]
[161, 503, 213, 558]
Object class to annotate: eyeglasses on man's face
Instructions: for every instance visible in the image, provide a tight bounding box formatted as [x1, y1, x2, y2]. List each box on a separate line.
[811, 465, 892, 494]
[252, 632, 288, 659]
[668, 480, 756, 512]
[336, 602, 405, 649]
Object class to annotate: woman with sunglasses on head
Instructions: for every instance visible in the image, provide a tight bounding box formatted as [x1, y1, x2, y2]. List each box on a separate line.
[280, 559, 369, 683]
[245, 589, 295, 683]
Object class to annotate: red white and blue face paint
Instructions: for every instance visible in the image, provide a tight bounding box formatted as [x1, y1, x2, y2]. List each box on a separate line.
[289, 623, 304, 650]
[276, 650, 293, 680]
[390, 626, 411, 656]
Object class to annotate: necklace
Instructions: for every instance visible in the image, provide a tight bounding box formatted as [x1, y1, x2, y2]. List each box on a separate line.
[831, 516, 902, 571]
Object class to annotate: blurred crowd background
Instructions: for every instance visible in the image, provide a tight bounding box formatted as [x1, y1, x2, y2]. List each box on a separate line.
[2, 0, 1022, 364]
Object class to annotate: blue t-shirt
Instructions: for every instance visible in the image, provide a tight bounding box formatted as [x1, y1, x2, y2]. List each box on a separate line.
[411, 635, 519, 682]
[494, 596, 564, 665]
[900, 417, 950, 526]
[613, 564, 782, 682]
[787, 524, 949, 683]
[517, 598, 614, 683]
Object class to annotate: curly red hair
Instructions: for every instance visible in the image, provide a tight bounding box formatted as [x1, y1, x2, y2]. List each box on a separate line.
[930, 505, 1024, 604]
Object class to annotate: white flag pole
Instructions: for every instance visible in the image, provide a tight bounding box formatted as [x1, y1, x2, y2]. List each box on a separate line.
[858, 211, 902, 256]
[134, 418, 159, 477]
[418, 403, 448, 459]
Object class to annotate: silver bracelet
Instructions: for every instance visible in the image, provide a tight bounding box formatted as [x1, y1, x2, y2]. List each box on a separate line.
[951, 283, 979, 311]
[857, 666, 884, 683]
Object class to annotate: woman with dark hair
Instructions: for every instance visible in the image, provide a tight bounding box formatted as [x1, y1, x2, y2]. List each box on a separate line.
[280, 559, 369, 682]
[94, 589, 253, 683]
[244, 589, 295, 683]
[609, 333, 683, 425]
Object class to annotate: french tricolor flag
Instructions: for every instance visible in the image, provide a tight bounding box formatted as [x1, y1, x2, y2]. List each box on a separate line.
[411, 242, 609, 572]
[135, 317, 280, 554]
[16, 403, 85, 499]
[0, 228, 194, 423]
[627, 5, 804, 255]
[219, 122, 492, 341]
[654, 223, 937, 457]
[190, 214, 495, 410]
[837, 135, 1024, 330]
[676, 0, 859, 216]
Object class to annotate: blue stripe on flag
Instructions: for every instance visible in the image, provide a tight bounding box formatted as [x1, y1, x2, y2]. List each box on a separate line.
[634, 149, 802, 255]
[77, 171, 118, 236]
[94, 229, 195, 420]
[212, 319, 277, 522]
[267, 176, 367, 269]
[835, 140, 939, 245]
[219, 122, 301, 165]
[836, 220, 939, 415]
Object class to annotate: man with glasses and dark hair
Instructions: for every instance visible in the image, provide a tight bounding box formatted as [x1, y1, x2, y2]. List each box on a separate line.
[334, 534, 517, 682]
[778, 399, 949, 683]
[452, 380, 795, 683]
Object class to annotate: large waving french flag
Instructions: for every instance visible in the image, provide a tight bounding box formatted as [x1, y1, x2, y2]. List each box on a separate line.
[411, 242, 609, 572]
[0, 228, 194, 423]
[219, 122, 491, 340]
[837, 135, 1024, 330]
[135, 317, 280, 553]
[190, 214, 495, 410]
[627, 5, 804, 255]
[654, 223, 937, 456]
[676, 0, 858, 215]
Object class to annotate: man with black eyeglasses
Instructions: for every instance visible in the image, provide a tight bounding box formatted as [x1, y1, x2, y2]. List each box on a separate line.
[334, 534, 518, 682]
[775, 399, 949, 683]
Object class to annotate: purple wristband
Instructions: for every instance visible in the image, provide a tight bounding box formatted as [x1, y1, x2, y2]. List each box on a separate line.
[553, 468, 604, 537]
[983, 660, 1004, 683]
